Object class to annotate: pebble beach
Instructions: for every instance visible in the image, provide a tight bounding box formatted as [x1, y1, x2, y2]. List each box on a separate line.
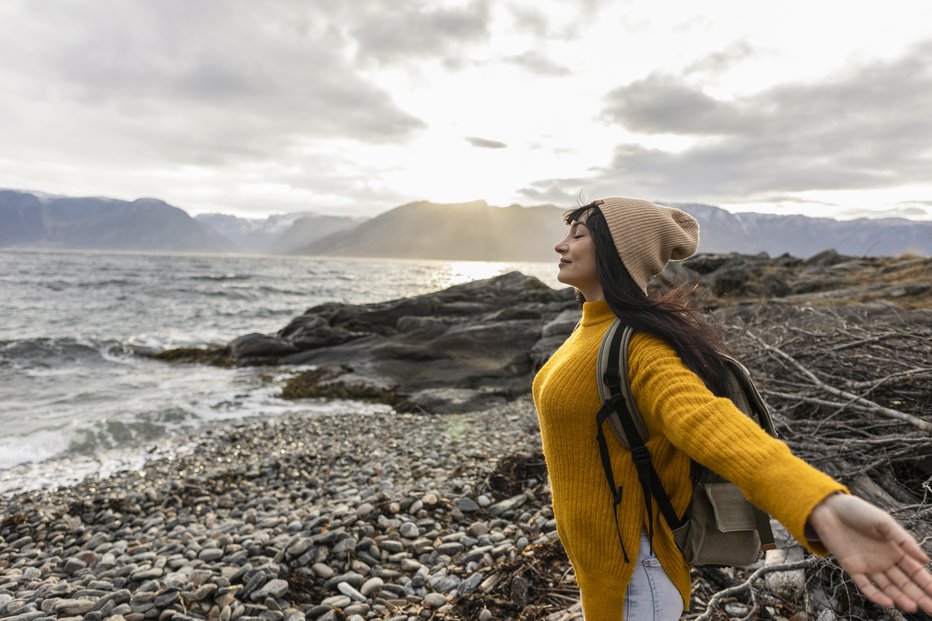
[0, 397, 562, 621]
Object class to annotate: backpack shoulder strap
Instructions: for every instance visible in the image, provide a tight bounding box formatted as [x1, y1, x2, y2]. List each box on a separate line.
[719, 354, 777, 437]
[596, 321, 684, 551]
[596, 320, 648, 449]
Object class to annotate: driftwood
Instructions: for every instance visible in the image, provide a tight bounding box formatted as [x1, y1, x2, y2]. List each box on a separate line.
[678, 302, 932, 620]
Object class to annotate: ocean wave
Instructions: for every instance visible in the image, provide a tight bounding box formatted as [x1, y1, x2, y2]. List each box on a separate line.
[75, 278, 136, 287]
[189, 273, 253, 281]
[124, 334, 224, 354]
[0, 336, 133, 369]
[0, 405, 198, 472]
[0, 426, 74, 471]
[0, 335, 225, 367]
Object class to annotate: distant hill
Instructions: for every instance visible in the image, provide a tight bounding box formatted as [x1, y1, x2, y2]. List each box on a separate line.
[195, 212, 363, 254]
[0, 190, 232, 252]
[300, 200, 568, 261]
[301, 200, 931, 260]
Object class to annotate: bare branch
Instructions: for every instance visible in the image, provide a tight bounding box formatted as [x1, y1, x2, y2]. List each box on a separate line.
[694, 558, 818, 621]
[748, 332, 932, 432]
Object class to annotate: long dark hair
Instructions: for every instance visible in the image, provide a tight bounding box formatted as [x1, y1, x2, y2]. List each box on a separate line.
[565, 203, 729, 395]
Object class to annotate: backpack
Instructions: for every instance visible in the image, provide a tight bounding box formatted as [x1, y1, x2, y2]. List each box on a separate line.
[595, 319, 777, 567]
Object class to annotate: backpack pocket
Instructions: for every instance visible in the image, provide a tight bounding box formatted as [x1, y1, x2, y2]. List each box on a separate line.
[675, 482, 763, 567]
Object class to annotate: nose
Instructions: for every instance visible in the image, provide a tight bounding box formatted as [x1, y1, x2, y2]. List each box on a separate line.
[554, 235, 569, 255]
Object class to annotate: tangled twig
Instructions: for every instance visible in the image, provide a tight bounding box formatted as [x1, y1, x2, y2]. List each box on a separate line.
[694, 558, 818, 621]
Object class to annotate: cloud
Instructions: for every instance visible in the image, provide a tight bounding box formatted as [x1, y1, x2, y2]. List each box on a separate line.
[526, 39, 932, 202]
[518, 179, 590, 204]
[602, 74, 737, 134]
[838, 205, 931, 219]
[346, 0, 492, 65]
[0, 0, 426, 171]
[507, 4, 552, 38]
[466, 136, 508, 149]
[505, 51, 571, 76]
[754, 195, 839, 206]
[890, 201, 932, 218]
[504, 0, 613, 41]
[682, 41, 757, 78]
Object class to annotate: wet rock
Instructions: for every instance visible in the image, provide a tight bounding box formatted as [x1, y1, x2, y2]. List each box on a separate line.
[310, 563, 334, 580]
[64, 558, 87, 574]
[323, 573, 365, 591]
[129, 567, 163, 581]
[251, 579, 289, 601]
[359, 577, 383, 597]
[456, 497, 479, 513]
[3, 612, 47, 621]
[435, 542, 464, 556]
[320, 594, 350, 608]
[457, 572, 483, 595]
[198, 548, 224, 562]
[423, 593, 446, 608]
[336, 582, 366, 603]
[229, 333, 297, 361]
[54, 599, 96, 615]
[488, 494, 527, 516]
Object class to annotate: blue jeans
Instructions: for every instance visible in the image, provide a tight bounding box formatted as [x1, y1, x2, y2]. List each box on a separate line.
[623, 530, 685, 620]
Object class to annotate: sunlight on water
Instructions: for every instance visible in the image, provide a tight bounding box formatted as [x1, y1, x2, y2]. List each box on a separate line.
[436, 261, 512, 289]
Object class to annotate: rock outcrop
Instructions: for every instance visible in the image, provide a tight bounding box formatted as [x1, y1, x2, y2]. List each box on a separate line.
[155, 272, 577, 413]
[152, 252, 931, 412]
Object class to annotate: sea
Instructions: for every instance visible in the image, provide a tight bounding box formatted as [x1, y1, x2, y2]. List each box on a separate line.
[0, 249, 563, 496]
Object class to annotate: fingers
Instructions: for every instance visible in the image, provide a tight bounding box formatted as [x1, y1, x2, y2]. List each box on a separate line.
[902, 555, 932, 594]
[858, 558, 932, 615]
[871, 570, 918, 613]
[895, 537, 932, 614]
[881, 565, 924, 614]
[885, 518, 932, 564]
[852, 573, 895, 610]
[900, 558, 932, 615]
[901, 534, 932, 565]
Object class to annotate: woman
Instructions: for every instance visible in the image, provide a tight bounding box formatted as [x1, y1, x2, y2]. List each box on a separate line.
[531, 197, 932, 620]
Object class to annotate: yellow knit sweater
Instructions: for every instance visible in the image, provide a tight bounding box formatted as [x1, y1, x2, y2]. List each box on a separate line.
[531, 300, 848, 620]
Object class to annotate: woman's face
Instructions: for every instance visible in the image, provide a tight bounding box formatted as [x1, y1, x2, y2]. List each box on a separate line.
[554, 212, 601, 298]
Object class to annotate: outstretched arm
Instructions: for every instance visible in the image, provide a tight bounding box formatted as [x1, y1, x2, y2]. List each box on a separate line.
[807, 493, 932, 614]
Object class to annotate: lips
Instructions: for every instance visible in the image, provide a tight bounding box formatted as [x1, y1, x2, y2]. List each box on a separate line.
[559, 259, 572, 265]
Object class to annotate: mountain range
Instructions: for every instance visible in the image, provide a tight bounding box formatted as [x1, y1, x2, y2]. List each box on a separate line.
[193, 211, 363, 254]
[0, 188, 928, 259]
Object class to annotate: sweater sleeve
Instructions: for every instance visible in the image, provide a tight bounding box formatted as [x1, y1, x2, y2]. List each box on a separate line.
[628, 333, 849, 554]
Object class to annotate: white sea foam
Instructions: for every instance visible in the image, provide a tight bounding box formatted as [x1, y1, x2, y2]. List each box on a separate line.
[0, 427, 76, 471]
[0, 397, 391, 496]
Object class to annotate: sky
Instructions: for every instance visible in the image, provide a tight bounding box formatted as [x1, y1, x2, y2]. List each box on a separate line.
[1, 0, 931, 221]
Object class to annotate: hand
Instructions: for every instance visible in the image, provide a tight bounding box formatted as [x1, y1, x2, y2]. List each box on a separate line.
[806, 493, 932, 614]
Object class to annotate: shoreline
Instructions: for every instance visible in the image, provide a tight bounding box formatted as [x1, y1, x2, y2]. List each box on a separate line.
[0, 397, 568, 621]
[0, 396, 397, 498]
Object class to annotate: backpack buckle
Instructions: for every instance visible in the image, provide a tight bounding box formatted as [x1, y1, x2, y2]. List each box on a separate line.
[630, 445, 650, 465]
[603, 368, 621, 392]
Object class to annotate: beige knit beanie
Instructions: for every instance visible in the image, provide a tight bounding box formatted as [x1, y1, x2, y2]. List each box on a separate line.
[593, 197, 700, 293]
